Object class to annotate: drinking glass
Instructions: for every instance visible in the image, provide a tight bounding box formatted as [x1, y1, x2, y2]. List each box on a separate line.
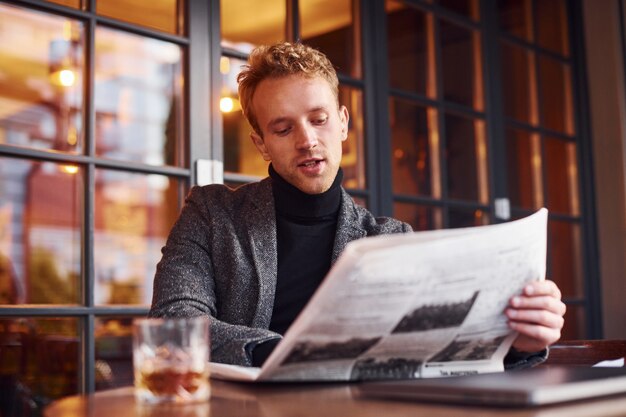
[133, 316, 210, 404]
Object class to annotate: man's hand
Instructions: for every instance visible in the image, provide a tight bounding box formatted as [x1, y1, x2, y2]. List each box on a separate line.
[506, 280, 566, 352]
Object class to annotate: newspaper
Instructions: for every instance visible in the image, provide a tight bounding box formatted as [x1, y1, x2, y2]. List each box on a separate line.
[210, 208, 548, 382]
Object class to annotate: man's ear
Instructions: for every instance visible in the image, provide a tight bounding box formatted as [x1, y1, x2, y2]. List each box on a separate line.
[251, 132, 271, 161]
[339, 105, 350, 142]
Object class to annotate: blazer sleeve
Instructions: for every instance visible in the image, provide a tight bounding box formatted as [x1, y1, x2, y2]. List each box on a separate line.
[149, 186, 280, 366]
[504, 347, 548, 370]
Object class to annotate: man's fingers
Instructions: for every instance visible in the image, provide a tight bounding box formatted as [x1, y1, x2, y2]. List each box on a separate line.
[510, 321, 561, 348]
[506, 308, 565, 329]
[523, 280, 562, 299]
[509, 280, 566, 353]
[509, 295, 567, 316]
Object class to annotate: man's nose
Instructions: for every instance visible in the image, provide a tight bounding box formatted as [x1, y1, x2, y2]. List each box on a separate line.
[294, 124, 318, 150]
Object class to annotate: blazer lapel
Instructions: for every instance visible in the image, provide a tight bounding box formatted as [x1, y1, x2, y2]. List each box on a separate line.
[245, 178, 278, 328]
[331, 189, 367, 264]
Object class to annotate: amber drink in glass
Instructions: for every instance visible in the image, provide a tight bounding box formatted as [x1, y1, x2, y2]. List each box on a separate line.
[133, 317, 210, 404]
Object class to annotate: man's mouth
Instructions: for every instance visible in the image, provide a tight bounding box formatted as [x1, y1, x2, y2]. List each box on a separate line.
[298, 158, 324, 167]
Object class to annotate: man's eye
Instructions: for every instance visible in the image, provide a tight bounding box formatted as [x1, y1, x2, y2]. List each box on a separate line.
[313, 117, 327, 125]
[274, 128, 290, 136]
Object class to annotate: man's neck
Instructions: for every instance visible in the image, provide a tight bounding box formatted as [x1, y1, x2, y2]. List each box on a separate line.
[269, 164, 343, 219]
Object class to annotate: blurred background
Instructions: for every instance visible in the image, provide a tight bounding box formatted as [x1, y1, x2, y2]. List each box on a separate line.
[0, 0, 625, 415]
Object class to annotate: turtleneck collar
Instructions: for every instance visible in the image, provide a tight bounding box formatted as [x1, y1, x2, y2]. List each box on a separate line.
[269, 164, 343, 219]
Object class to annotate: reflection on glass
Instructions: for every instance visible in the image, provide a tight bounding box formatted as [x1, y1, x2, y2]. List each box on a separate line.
[445, 113, 489, 202]
[0, 158, 82, 305]
[95, 316, 135, 390]
[222, 110, 262, 177]
[440, 20, 483, 110]
[506, 128, 543, 209]
[222, 56, 266, 178]
[0, 4, 85, 154]
[45, 0, 81, 8]
[221, 0, 285, 53]
[339, 86, 366, 189]
[548, 219, 583, 298]
[389, 99, 437, 197]
[94, 170, 180, 305]
[561, 304, 585, 340]
[500, 41, 536, 124]
[448, 207, 489, 228]
[497, 0, 532, 41]
[544, 137, 579, 215]
[539, 56, 573, 135]
[437, 0, 480, 21]
[0, 318, 80, 412]
[94, 27, 185, 167]
[301, 0, 361, 78]
[386, 1, 431, 96]
[536, 0, 569, 56]
[394, 203, 443, 231]
[97, 0, 182, 35]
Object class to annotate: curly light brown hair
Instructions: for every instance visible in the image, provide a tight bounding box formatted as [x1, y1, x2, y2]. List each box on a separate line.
[237, 42, 339, 136]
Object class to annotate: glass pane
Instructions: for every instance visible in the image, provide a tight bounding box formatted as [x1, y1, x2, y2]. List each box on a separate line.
[536, 0, 569, 56]
[437, 0, 480, 21]
[221, 0, 285, 53]
[440, 20, 482, 110]
[389, 99, 437, 197]
[94, 170, 180, 305]
[386, 1, 431, 97]
[393, 203, 443, 231]
[0, 318, 80, 414]
[95, 316, 134, 390]
[548, 219, 584, 298]
[222, 110, 263, 177]
[301, 0, 361, 78]
[497, 0, 532, 41]
[95, 27, 185, 167]
[445, 113, 489, 202]
[561, 304, 586, 339]
[544, 136, 580, 215]
[0, 158, 82, 305]
[221, 55, 266, 178]
[97, 0, 182, 35]
[539, 56, 574, 135]
[500, 41, 535, 124]
[506, 128, 543, 209]
[340, 86, 366, 189]
[45, 0, 81, 8]
[448, 207, 489, 228]
[0, 4, 85, 154]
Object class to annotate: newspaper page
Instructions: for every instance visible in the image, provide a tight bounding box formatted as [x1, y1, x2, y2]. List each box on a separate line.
[210, 208, 548, 382]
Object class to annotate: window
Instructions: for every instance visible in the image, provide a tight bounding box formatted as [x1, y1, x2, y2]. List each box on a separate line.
[387, 0, 490, 228]
[0, 1, 193, 411]
[385, 0, 593, 338]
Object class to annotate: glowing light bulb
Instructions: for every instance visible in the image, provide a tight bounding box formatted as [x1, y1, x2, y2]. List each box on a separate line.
[60, 164, 79, 174]
[220, 57, 230, 74]
[220, 97, 234, 113]
[59, 69, 75, 87]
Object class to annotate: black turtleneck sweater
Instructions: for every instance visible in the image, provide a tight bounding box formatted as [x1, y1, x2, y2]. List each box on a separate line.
[269, 164, 343, 334]
[252, 165, 343, 366]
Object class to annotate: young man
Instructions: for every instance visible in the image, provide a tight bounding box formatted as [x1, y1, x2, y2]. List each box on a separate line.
[150, 42, 565, 368]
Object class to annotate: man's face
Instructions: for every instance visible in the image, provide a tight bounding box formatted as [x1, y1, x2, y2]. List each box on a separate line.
[250, 75, 349, 194]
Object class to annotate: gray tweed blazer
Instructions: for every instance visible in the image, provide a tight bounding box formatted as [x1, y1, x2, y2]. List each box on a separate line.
[149, 177, 412, 366]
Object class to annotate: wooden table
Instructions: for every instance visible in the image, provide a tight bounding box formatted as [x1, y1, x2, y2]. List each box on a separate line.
[45, 377, 626, 417]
